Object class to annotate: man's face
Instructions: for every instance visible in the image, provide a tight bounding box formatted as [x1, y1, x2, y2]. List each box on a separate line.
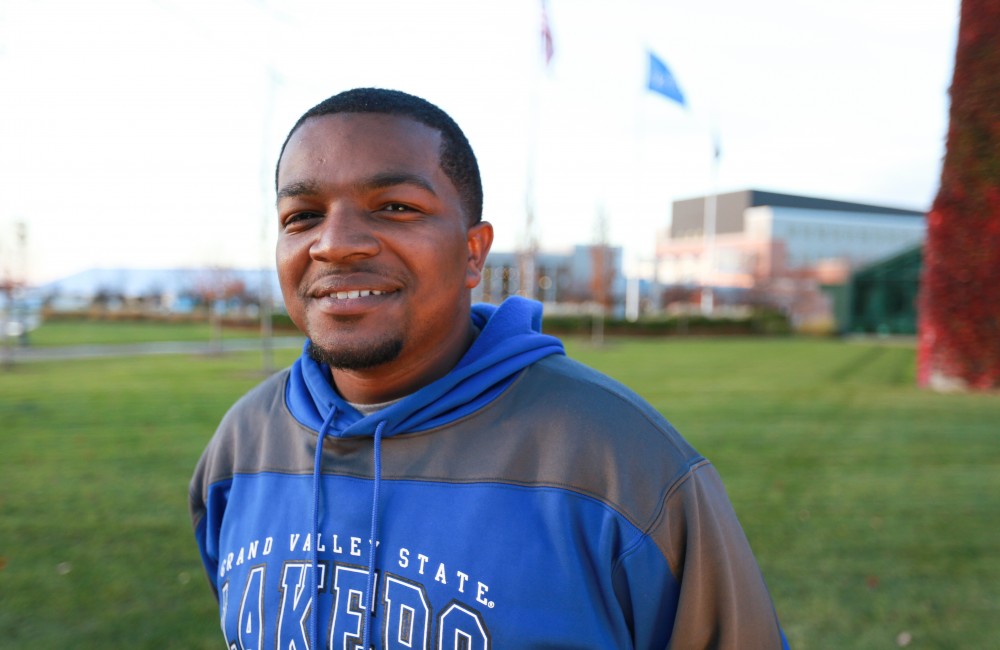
[275, 113, 492, 397]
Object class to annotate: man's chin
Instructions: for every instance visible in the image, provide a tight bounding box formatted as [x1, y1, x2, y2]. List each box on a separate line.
[307, 338, 403, 371]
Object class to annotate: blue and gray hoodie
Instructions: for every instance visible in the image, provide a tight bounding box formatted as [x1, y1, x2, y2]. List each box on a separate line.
[191, 297, 788, 648]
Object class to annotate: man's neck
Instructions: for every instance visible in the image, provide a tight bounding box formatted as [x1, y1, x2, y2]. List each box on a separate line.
[330, 322, 479, 404]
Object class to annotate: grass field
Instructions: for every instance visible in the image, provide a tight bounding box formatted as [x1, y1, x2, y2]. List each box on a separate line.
[24, 319, 257, 347]
[1, 325, 998, 648]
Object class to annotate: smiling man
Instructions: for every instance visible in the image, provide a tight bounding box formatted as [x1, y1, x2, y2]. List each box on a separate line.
[275, 109, 492, 403]
[190, 88, 788, 649]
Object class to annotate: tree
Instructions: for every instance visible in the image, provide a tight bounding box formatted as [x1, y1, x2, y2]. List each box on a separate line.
[918, 0, 1000, 390]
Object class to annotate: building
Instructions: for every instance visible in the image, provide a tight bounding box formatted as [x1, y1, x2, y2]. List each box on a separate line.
[656, 189, 926, 327]
[474, 245, 625, 315]
[843, 244, 922, 335]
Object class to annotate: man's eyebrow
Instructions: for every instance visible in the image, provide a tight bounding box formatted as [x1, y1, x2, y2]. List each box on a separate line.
[357, 172, 437, 196]
[276, 172, 438, 204]
[276, 180, 320, 202]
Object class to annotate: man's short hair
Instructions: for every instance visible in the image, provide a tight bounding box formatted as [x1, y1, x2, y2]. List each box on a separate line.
[276, 88, 484, 224]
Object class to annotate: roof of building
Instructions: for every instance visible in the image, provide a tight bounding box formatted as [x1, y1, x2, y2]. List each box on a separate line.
[671, 189, 926, 237]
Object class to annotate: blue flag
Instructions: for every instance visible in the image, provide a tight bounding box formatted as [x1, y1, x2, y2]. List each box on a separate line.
[647, 50, 685, 106]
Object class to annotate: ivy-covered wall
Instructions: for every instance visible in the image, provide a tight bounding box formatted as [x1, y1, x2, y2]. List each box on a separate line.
[918, 0, 1000, 389]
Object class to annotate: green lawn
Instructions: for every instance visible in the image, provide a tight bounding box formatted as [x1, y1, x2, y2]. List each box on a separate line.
[23, 319, 256, 347]
[1, 335, 997, 648]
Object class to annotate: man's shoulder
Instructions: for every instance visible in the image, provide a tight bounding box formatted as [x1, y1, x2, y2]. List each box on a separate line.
[532, 353, 646, 394]
[516, 355, 683, 437]
[449, 354, 706, 529]
[219, 368, 291, 427]
[194, 367, 307, 482]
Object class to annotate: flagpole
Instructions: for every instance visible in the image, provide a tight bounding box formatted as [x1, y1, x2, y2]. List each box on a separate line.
[701, 129, 720, 315]
[520, 0, 553, 302]
[624, 93, 643, 322]
[700, 194, 716, 314]
[700, 129, 720, 315]
[645, 48, 689, 316]
[259, 66, 282, 374]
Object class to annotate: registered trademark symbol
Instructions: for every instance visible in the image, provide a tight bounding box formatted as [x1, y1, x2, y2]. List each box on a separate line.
[488, 601, 495, 609]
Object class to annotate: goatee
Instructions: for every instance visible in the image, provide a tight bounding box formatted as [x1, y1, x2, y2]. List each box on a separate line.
[307, 338, 404, 370]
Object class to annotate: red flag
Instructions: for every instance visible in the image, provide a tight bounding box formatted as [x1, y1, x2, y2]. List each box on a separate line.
[541, 0, 554, 66]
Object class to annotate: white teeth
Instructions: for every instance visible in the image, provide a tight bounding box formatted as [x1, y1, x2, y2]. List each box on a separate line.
[331, 289, 385, 300]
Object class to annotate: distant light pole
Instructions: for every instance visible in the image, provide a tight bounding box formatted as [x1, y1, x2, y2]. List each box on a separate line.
[258, 66, 282, 375]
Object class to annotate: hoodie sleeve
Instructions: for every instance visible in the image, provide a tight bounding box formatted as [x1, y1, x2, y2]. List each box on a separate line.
[616, 461, 788, 649]
[189, 436, 230, 600]
[188, 370, 291, 600]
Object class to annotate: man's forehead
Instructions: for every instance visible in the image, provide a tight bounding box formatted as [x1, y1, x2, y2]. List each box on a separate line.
[292, 112, 440, 149]
[278, 112, 444, 180]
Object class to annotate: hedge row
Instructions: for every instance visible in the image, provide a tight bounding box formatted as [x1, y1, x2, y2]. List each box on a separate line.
[38, 308, 791, 338]
[541, 309, 791, 337]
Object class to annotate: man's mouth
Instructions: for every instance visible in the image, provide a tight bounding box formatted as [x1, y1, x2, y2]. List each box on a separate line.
[331, 289, 386, 300]
[309, 287, 395, 316]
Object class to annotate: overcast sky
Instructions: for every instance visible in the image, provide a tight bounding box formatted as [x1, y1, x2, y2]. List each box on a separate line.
[0, 0, 960, 283]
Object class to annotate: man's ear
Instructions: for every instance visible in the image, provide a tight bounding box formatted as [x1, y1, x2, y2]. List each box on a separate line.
[465, 221, 494, 289]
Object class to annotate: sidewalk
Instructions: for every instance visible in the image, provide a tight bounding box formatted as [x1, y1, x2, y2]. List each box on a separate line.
[1, 336, 305, 363]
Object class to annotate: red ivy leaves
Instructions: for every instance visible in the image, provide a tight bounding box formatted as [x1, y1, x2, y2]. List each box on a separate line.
[918, 0, 1000, 390]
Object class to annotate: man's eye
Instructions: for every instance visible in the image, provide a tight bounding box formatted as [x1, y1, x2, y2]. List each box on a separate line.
[383, 203, 413, 213]
[285, 211, 323, 225]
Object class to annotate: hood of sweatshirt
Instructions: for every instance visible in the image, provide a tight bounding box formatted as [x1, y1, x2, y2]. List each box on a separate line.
[285, 296, 565, 648]
[284, 295, 566, 437]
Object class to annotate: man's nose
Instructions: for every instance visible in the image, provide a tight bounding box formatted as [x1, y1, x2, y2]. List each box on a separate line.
[309, 206, 380, 261]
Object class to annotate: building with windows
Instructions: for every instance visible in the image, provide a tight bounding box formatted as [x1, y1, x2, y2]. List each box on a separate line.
[656, 189, 925, 326]
[843, 244, 922, 335]
[474, 245, 625, 314]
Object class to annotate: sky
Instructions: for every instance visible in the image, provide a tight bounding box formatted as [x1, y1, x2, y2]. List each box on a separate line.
[0, 0, 960, 284]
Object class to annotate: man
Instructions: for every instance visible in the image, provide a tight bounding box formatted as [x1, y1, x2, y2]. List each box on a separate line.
[190, 87, 789, 649]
